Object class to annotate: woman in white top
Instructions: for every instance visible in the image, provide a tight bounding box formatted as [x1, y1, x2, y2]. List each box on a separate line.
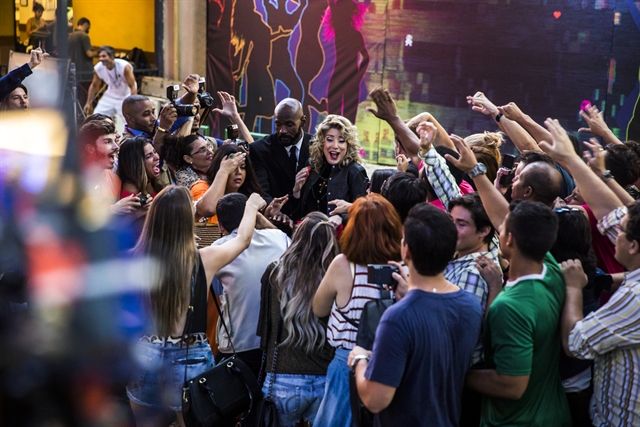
[312, 193, 403, 427]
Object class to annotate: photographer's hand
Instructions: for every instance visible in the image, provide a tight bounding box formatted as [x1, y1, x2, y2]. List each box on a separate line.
[181, 73, 200, 105]
[388, 261, 409, 300]
[158, 103, 178, 132]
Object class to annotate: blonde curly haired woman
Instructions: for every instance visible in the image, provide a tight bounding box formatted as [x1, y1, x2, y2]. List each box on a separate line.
[291, 114, 369, 226]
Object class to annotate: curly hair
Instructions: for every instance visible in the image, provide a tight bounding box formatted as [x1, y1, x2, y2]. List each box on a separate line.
[309, 114, 363, 172]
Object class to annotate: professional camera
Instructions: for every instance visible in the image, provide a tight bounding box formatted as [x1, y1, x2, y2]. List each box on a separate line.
[498, 154, 516, 186]
[166, 85, 198, 117]
[197, 77, 215, 108]
[367, 264, 400, 287]
[227, 124, 249, 151]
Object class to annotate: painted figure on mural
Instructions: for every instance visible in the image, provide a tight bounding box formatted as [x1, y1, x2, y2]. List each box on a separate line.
[295, 2, 328, 130]
[230, 0, 275, 134]
[264, 0, 306, 107]
[324, 0, 370, 124]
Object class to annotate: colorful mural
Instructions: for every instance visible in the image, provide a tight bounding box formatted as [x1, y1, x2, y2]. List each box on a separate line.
[207, 0, 640, 165]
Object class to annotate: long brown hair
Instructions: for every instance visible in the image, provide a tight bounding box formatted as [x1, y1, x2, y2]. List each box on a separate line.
[134, 185, 198, 336]
[205, 144, 261, 195]
[340, 194, 402, 265]
[271, 212, 340, 353]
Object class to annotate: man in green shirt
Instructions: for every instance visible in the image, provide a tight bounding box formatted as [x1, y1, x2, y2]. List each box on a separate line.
[446, 134, 571, 426]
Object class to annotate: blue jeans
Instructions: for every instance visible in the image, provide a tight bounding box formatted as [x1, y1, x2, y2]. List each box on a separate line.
[313, 348, 353, 427]
[262, 373, 326, 427]
[126, 340, 215, 411]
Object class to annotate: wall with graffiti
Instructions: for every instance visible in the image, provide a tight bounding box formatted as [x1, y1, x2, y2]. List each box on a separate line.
[207, 0, 640, 165]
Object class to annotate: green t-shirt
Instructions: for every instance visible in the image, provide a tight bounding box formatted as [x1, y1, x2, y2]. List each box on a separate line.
[481, 253, 571, 426]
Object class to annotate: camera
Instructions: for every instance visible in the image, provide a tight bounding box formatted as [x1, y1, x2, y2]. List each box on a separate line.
[196, 77, 215, 108]
[227, 124, 250, 151]
[498, 154, 516, 186]
[367, 264, 400, 287]
[166, 85, 198, 117]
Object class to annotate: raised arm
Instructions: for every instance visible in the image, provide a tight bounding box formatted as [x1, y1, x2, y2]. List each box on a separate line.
[445, 135, 510, 230]
[418, 122, 461, 208]
[406, 112, 454, 149]
[467, 92, 539, 153]
[196, 152, 247, 217]
[582, 138, 635, 206]
[366, 87, 422, 167]
[212, 91, 254, 143]
[578, 104, 622, 146]
[497, 102, 551, 146]
[538, 118, 623, 220]
[199, 193, 265, 283]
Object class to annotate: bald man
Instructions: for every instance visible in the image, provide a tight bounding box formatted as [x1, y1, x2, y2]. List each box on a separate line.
[511, 162, 563, 206]
[249, 98, 311, 216]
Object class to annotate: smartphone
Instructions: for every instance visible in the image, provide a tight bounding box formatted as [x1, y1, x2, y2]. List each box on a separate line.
[498, 154, 516, 186]
[367, 264, 399, 287]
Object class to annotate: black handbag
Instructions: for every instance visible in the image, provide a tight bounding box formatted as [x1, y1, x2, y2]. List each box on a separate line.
[182, 274, 262, 427]
[243, 318, 283, 427]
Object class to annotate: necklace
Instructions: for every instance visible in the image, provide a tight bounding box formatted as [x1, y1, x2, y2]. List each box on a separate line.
[312, 176, 328, 205]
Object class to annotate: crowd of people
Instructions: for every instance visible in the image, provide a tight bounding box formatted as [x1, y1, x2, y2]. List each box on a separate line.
[2, 54, 640, 426]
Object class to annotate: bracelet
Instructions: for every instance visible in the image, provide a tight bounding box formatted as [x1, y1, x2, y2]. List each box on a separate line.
[351, 354, 370, 369]
[157, 126, 168, 133]
[601, 170, 614, 182]
[495, 113, 503, 123]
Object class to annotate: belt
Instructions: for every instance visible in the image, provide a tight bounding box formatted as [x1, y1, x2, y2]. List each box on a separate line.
[140, 333, 208, 346]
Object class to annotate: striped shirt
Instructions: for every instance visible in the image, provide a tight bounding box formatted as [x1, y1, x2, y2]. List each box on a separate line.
[327, 264, 383, 350]
[568, 206, 640, 426]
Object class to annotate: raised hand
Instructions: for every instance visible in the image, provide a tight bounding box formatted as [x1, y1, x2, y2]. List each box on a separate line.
[247, 193, 267, 211]
[396, 154, 409, 172]
[27, 47, 49, 70]
[366, 87, 399, 122]
[466, 92, 499, 117]
[498, 102, 524, 122]
[445, 134, 478, 173]
[538, 119, 578, 163]
[220, 152, 246, 176]
[212, 91, 240, 118]
[292, 166, 311, 198]
[578, 104, 609, 138]
[582, 138, 606, 176]
[182, 74, 201, 95]
[416, 121, 437, 153]
[264, 195, 289, 219]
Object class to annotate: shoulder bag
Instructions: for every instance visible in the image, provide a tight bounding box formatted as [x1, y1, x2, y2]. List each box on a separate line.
[182, 270, 262, 427]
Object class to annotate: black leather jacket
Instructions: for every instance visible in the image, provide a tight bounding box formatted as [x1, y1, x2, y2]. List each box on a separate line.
[293, 161, 369, 221]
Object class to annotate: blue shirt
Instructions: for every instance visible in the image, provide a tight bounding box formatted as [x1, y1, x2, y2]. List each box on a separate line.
[366, 288, 482, 427]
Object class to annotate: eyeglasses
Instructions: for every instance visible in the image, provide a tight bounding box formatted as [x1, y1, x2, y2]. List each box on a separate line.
[189, 146, 210, 156]
[554, 207, 582, 214]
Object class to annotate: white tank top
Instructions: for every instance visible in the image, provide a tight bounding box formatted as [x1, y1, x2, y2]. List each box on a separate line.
[327, 263, 382, 350]
[94, 58, 134, 98]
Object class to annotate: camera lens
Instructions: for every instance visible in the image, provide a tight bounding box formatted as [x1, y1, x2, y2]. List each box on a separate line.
[175, 104, 198, 117]
[197, 92, 215, 109]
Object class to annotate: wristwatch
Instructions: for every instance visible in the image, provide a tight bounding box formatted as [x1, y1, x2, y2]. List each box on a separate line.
[468, 163, 487, 179]
[351, 354, 370, 369]
[601, 170, 614, 182]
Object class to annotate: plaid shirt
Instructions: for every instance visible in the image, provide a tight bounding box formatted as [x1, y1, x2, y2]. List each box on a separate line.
[445, 251, 499, 365]
[422, 148, 500, 258]
[569, 206, 640, 426]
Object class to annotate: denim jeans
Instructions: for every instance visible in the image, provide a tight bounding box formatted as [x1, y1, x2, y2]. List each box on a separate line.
[262, 373, 326, 427]
[126, 340, 215, 411]
[313, 348, 353, 427]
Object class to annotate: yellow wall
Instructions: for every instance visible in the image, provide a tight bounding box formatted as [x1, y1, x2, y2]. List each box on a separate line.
[72, 0, 154, 53]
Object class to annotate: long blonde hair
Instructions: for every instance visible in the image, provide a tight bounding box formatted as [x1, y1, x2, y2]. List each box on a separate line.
[134, 185, 198, 336]
[309, 114, 363, 172]
[271, 212, 340, 353]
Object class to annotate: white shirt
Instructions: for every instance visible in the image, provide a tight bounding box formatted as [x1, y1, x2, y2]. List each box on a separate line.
[94, 58, 134, 98]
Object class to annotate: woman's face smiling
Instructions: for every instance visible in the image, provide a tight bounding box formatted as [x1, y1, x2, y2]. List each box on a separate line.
[188, 137, 213, 172]
[144, 143, 161, 179]
[323, 128, 347, 165]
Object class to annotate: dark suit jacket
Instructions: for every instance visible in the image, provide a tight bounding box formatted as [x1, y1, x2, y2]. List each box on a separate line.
[250, 132, 312, 215]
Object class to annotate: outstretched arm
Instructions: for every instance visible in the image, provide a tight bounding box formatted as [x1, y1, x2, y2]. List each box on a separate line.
[538, 119, 623, 220]
[467, 92, 539, 153]
[445, 135, 510, 230]
[366, 87, 421, 167]
[582, 138, 634, 206]
[497, 102, 551, 147]
[199, 193, 266, 283]
[405, 111, 454, 150]
[578, 104, 622, 146]
[212, 91, 254, 143]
